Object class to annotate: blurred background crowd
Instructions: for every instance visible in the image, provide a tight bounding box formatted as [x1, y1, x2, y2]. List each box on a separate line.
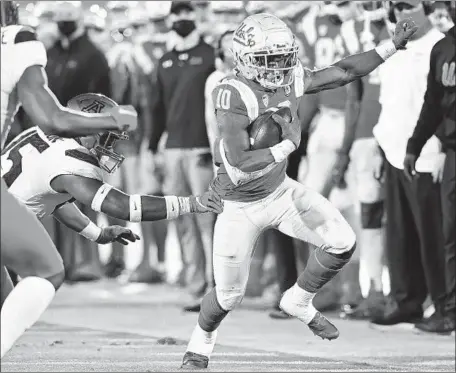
[6, 0, 455, 335]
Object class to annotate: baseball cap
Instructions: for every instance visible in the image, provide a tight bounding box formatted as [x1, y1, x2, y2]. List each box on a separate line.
[170, 1, 194, 15]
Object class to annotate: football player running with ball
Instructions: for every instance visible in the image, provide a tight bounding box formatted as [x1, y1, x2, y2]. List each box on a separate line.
[181, 12, 417, 369]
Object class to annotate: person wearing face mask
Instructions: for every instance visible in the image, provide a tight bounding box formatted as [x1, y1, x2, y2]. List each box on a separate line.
[148, 1, 216, 312]
[403, 1, 455, 334]
[371, 0, 448, 327]
[44, 1, 112, 282]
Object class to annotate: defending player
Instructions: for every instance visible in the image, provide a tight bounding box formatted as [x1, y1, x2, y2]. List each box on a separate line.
[181, 12, 417, 369]
[0, 93, 223, 358]
[0, 0, 136, 359]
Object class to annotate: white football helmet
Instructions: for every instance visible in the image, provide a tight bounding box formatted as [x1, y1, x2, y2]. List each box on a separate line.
[232, 13, 299, 89]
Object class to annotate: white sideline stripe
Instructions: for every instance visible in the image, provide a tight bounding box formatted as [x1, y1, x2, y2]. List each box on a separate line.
[1, 360, 346, 366]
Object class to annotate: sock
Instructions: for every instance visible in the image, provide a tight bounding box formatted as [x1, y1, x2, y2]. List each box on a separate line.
[297, 245, 356, 293]
[1, 277, 55, 358]
[186, 323, 218, 358]
[198, 288, 228, 332]
[289, 283, 318, 324]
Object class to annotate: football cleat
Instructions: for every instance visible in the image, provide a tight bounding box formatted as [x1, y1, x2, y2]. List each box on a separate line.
[180, 351, 209, 370]
[279, 290, 340, 340]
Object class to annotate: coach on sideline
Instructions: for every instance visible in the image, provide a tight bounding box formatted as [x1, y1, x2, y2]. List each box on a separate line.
[404, 1, 455, 334]
[148, 1, 216, 312]
[371, 0, 447, 327]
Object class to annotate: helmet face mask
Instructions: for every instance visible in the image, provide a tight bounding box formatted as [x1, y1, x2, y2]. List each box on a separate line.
[1, 0, 19, 27]
[92, 131, 128, 174]
[233, 14, 299, 89]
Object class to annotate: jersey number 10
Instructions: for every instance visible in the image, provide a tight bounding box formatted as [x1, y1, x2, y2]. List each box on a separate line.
[216, 89, 231, 110]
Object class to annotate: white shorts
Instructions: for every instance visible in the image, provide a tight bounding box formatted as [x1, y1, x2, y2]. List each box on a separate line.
[213, 177, 356, 293]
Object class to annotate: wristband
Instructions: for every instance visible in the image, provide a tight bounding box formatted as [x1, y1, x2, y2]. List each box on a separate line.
[375, 40, 397, 61]
[129, 194, 142, 222]
[164, 196, 180, 219]
[269, 140, 296, 163]
[91, 184, 113, 212]
[80, 221, 102, 242]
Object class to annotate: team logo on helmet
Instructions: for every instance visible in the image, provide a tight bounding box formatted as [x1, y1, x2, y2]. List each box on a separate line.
[82, 100, 106, 114]
[233, 22, 256, 47]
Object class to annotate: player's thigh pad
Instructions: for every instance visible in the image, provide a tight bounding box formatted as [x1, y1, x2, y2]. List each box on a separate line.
[1, 181, 63, 279]
[213, 201, 263, 310]
[350, 138, 384, 203]
[277, 178, 356, 254]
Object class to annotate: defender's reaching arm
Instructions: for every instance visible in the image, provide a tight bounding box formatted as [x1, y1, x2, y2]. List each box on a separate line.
[50, 175, 223, 223]
[305, 18, 418, 94]
[53, 202, 140, 245]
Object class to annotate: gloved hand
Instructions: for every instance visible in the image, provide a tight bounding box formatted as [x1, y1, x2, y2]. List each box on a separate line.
[96, 225, 141, 245]
[272, 113, 301, 149]
[392, 18, 419, 50]
[190, 190, 224, 214]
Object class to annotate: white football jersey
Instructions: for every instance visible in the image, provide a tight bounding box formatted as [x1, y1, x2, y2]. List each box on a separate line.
[1, 127, 104, 219]
[1, 25, 47, 148]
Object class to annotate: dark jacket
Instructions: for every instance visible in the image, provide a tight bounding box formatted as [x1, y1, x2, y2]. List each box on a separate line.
[149, 37, 215, 152]
[407, 27, 456, 155]
[46, 31, 111, 106]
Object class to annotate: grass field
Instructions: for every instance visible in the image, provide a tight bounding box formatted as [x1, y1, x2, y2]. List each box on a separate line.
[1, 280, 454, 372]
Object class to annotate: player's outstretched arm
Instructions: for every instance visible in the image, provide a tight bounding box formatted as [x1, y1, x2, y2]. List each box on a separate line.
[53, 202, 140, 245]
[51, 175, 223, 223]
[17, 66, 138, 137]
[304, 18, 418, 94]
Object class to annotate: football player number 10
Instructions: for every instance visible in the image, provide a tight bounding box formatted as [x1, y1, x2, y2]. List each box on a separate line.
[216, 89, 231, 110]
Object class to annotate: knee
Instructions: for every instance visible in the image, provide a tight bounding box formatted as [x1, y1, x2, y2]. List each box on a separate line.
[361, 202, 384, 229]
[325, 221, 357, 256]
[45, 269, 65, 291]
[215, 286, 245, 311]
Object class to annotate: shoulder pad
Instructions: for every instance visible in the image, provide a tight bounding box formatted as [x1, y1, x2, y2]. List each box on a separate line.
[52, 141, 104, 182]
[212, 79, 259, 121]
[14, 26, 37, 44]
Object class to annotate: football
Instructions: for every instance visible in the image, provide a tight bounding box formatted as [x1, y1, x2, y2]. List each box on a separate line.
[67, 93, 118, 113]
[248, 106, 292, 150]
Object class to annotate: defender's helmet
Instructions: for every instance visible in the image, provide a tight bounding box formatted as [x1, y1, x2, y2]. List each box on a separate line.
[67, 93, 129, 174]
[1, 0, 19, 27]
[232, 13, 299, 89]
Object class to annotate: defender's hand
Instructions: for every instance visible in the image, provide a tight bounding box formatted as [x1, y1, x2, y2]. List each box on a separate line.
[403, 153, 417, 182]
[97, 226, 141, 245]
[332, 153, 350, 188]
[190, 191, 224, 214]
[109, 105, 138, 132]
[272, 114, 301, 149]
[392, 18, 419, 50]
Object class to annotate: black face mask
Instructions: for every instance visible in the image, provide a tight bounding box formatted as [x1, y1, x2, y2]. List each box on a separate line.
[172, 20, 196, 38]
[57, 21, 78, 37]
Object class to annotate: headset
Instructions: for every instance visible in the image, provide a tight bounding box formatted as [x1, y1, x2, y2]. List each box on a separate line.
[216, 29, 234, 62]
[386, 1, 433, 23]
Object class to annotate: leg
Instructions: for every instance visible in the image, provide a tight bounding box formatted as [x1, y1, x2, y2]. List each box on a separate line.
[344, 139, 386, 319]
[185, 150, 216, 291]
[442, 150, 456, 321]
[182, 202, 262, 368]
[1, 183, 64, 358]
[372, 162, 426, 325]
[275, 178, 356, 340]
[163, 149, 206, 300]
[409, 172, 446, 310]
